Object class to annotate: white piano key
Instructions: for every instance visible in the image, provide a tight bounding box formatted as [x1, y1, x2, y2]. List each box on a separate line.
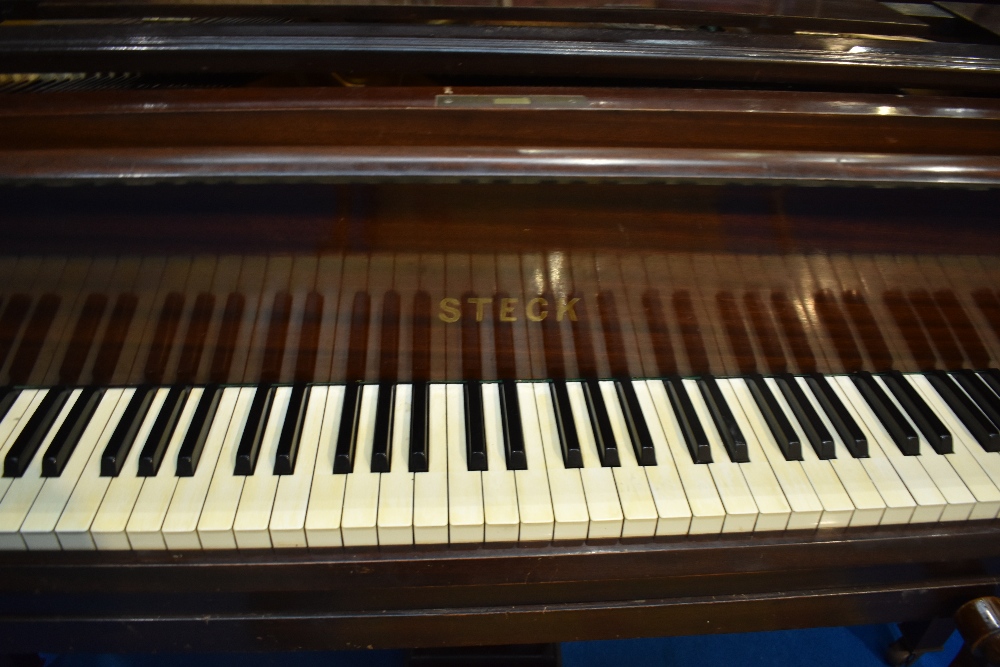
[162, 387, 242, 549]
[480, 383, 518, 543]
[872, 375, 976, 522]
[21, 389, 127, 551]
[629, 381, 692, 536]
[832, 376, 945, 524]
[792, 377, 890, 527]
[126, 387, 204, 550]
[644, 379, 725, 535]
[341, 385, 381, 547]
[269, 386, 327, 548]
[712, 380, 791, 533]
[726, 379, 823, 531]
[514, 382, 554, 542]
[0, 390, 45, 504]
[909, 374, 1000, 519]
[55, 389, 135, 550]
[91, 388, 170, 550]
[413, 383, 448, 544]
[599, 381, 659, 538]
[819, 378, 914, 525]
[377, 384, 415, 546]
[533, 382, 589, 541]
[567, 382, 623, 540]
[764, 378, 855, 528]
[447, 383, 484, 544]
[232, 386, 290, 549]
[0, 389, 82, 550]
[683, 379, 758, 533]
[197, 387, 256, 549]
[305, 386, 348, 547]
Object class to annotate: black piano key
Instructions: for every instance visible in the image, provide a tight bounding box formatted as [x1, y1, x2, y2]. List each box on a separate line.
[551, 381, 585, 468]
[954, 370, 1000, 438]
[981, 369, 1000, 400]
[42, 386, 104, 477]
[333, 383, 362, 474]
[697, 376, 749, 463]
[499, 380, 526, 471]
[101, 386, 155, 477]
[175, 385, 223, 477]
[274, 383, 310, 476]
[852, 372, 919, 456]
[927, 371, 1000, 452]
[234, 384, 275, 475]
[883, 371, 951, 455]
[663, 377, 711, 464]
[806, 373, 868, 458]
[370, 382, 395, 473]
[615, 379, 656, 466]
[583, 379, 619, 467]
[464, 382, 488, 472]
[747, 373, 800, 461]
[0, 387, 18, 425]
[777, 373, 836, 460]
[138, 386, 191, 477]
[409, 380, 429, 473]
[4, 387, 72, 478]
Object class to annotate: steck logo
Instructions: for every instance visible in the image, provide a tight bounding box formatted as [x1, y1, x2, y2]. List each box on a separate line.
[438, 296, 581, 323]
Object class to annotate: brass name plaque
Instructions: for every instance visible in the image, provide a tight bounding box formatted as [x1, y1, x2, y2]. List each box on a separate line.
[439, 297, 580, 323]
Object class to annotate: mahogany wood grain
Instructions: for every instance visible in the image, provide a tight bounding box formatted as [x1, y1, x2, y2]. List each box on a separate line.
[2, 24, 993, 91]
[7, 0, 929, 36]
[0, 522, 995, 651]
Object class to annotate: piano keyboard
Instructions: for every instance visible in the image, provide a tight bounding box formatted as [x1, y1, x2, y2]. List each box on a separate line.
[0, 369, 998, 549]
[0, 252, 999, 549]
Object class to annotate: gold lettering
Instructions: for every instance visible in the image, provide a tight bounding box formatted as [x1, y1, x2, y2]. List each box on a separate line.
[526, 297, 548, 322]
[557, 297, 580, 322]
[500, 298, 518, 322]
[439, 297, 460, 323]
[468, 297, 493, 322]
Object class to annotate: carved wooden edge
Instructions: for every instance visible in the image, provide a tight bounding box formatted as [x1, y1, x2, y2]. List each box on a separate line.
[8, 0, 930, 36]
[0, 25, 992, 90]
[0, 521, 997, 594]
[0, 580, 995, 652]
[3, 86, 1000, 120]
[2, 146, 999, 187]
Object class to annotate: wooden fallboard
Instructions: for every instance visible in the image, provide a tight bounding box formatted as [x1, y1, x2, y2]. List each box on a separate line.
[0, 251, 998, 386]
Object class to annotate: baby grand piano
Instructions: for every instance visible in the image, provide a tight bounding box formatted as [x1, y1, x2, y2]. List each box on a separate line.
[1, 0, 1000, 658]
